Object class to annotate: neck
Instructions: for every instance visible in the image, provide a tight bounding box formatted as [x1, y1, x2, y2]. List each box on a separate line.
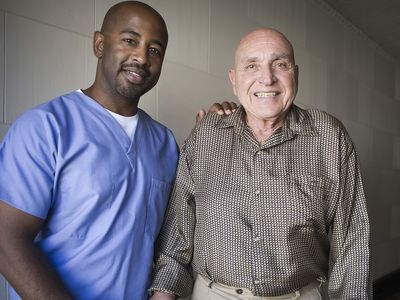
[245, 116, 284, 144]
[82, 86, 139, 117]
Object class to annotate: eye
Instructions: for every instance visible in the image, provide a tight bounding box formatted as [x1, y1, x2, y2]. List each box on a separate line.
[272, 60, 292, 71]
[275, 62, 287, 69]
[245, 64, 256, 70]
[123, 38, 137, 45]
[148, 47, 162, 57]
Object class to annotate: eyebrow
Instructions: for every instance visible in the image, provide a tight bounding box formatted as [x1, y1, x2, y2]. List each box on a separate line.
[240, 57, 259, 64]
[120, 29, 166, 50]
[272, 54, 292, 61]
[240, 53, 293, 65]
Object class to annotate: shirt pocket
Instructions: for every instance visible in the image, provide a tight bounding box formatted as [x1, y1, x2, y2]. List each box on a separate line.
[288, 175, 330, 231]
[145, 177, 172, 239]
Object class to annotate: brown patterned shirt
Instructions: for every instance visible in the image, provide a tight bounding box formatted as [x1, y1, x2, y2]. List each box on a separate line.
[151, 105, 371, 299]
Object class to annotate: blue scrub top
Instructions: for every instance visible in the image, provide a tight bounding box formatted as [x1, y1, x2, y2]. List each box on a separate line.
[0, 91, 179, 299]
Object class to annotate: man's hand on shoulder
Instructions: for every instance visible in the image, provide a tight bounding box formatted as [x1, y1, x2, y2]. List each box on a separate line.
[149, 291, 176, 300]
[196, 101, 238, 123]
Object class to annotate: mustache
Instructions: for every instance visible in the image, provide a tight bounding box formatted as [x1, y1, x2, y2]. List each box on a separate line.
[120, 63, 150, 78]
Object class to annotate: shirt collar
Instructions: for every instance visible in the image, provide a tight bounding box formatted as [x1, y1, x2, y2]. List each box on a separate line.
[283, 105, 318, 137]
[214, 104, 318, 138]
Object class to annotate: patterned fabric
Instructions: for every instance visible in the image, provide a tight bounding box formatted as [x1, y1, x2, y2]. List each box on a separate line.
[150, 105, 371, 299]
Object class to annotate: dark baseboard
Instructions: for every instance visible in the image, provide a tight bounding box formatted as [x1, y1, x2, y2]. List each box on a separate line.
[373, 269, 400, 299]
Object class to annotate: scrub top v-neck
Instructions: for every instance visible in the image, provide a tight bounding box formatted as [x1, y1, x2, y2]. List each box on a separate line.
[0, 90, 179, 300]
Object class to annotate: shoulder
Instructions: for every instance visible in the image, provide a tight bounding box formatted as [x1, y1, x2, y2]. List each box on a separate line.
[138, 109, 167, 129]
[3, 91, 82, 150]
[138, 109, 178, 148]
[16, 90, 81, 123]
[139, 109, 175, 136]
[187, 111, 227, 138]
[195, 110, 236, 135]
[294, 106, 354, 152]
[181, 110, 237, 155]
[296, 106, 348, 135]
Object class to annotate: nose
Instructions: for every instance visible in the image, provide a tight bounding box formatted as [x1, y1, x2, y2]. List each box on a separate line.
[257, 65, 276, 85]
[132, 45, 148, 65]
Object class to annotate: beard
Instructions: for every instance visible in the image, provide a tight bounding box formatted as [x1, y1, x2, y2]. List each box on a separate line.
[115, 80, 143, 101]
[113, 64, 158, 102]
[113, 74, 159, 104]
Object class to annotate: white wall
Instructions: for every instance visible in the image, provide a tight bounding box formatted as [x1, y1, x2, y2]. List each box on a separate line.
[1, 0, 400, 297]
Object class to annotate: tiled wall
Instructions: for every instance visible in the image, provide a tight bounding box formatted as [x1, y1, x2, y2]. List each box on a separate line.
[1, 0, 399, 297]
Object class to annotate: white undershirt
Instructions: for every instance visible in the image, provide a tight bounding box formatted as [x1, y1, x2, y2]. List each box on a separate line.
[106, 109, 139, 141]
[77, 90, 139, 141]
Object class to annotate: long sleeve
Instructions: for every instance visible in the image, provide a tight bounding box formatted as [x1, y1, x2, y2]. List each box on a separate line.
[150, 128, 197, 297]
[151, 107, 372, 298]
[328, 145, 371, 299]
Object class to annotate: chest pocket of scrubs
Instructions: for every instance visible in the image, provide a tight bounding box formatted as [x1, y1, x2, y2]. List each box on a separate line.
[145, 178, 172, 239]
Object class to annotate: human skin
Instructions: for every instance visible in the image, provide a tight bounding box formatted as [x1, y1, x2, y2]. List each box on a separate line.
[0, 2, 168, 299]
[229, 28, 298, 142]
[83, 1, 168, 117]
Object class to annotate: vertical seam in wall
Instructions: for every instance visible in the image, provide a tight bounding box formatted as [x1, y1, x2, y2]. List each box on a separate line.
[247, 0, 250, 20]
[207, 0, 211, 74]
[87, 0, 97, 87]
[2, 11, 6, 124]
[2, 11, 9, 297]
[93, 0, 97, 30]
[84, 34, 87, 88]
[2, 13, 7, 298]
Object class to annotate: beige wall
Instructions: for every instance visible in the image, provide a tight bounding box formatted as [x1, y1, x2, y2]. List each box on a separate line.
[1, 0, 400, 297]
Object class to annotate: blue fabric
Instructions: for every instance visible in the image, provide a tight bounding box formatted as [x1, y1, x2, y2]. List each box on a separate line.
[0, 91, 179, 300]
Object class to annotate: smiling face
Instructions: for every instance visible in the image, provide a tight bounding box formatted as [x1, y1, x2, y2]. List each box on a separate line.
[229, 28, 298, 125]
[95, 2, 168, 104]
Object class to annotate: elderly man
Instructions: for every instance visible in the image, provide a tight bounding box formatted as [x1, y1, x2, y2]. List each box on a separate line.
[150, 28, 370, 299]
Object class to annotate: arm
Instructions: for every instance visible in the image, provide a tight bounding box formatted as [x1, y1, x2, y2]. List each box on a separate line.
[328, 147, 371, 299]
[0, 201, 74, 300]
[150, 129, 197, 298]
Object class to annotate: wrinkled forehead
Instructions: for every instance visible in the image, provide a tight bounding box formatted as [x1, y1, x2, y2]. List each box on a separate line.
[235, 30, 294, 64]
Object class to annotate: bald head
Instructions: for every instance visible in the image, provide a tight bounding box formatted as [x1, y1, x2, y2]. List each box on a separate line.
[234, 28, 295, 67]
[85, 0, 169, 112]
[101, 1, 168, 43]
[228, 27, 298, 125]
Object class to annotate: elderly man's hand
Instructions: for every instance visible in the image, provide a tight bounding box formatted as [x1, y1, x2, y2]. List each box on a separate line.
[196, 101, 238, 123]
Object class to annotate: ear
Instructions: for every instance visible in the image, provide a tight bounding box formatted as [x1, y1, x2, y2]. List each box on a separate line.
[93, 31, 104, 59]
[228, 69, 238, 97]
[294, 65, 299, 92]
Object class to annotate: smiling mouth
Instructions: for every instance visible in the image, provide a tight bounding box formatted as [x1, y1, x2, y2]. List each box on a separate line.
[254, 91, 279, 97]
[124, 70, 145, 83]
[120, 63, 149, 84]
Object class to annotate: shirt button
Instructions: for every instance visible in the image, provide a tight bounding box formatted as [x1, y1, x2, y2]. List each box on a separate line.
[254, 279, 260, 285]
[254, 236, 260, 242]
[236, 289, 243, 294]
[255, 190, 260, 195]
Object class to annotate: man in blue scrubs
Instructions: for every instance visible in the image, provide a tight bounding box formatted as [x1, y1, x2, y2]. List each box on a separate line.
[0, 2, 179, 299]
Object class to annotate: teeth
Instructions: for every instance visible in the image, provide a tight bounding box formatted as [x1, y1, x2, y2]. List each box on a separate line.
[126, 70, 142, 78]
[254, 92, 277, 97]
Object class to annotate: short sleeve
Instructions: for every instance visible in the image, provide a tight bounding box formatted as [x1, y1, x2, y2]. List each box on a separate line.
[0, 110, 56, 219]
